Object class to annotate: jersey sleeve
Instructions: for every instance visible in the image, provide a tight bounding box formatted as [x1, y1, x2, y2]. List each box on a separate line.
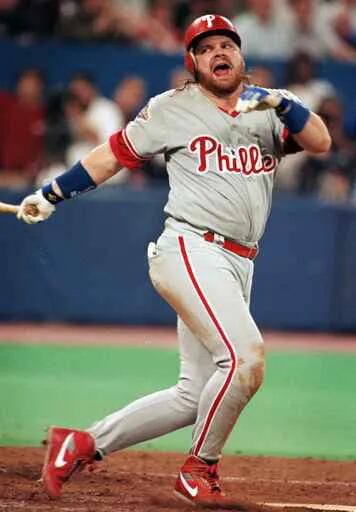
[109, 96, 167, 170]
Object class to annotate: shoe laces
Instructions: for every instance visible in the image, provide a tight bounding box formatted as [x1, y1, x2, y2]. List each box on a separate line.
[206, 464, 221, 493]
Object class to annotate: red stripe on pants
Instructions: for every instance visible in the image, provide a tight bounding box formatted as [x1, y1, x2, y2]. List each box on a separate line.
[178, 236, 237, 457]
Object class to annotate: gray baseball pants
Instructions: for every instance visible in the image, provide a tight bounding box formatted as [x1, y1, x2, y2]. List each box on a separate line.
[89, 218, 264, 461]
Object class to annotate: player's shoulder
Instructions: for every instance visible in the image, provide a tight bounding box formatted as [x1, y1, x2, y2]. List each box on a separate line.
[133, 90, 172, 123]
[151, 85, 194, 106]
[141, 85, 196, 119]
[151, 89, 175, 102]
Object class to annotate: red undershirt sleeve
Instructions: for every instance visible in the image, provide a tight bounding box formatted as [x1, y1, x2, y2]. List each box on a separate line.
[109, 129, 147, 170]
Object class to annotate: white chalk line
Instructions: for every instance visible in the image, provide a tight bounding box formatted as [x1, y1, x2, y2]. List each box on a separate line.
[151, 472, 356, 511]
[265, 504, 356, 511]
[151, 471, 356, 488]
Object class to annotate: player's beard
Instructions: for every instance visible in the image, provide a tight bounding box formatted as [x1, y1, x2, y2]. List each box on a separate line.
[197, 59, 246, 97]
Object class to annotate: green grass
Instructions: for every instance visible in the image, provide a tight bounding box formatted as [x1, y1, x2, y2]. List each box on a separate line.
[1, 343, 355, 459]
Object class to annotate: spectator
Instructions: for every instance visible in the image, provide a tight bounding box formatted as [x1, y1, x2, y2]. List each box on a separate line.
[248, 65, 276, 88]
[0, 0, 59, 39]
[276, 51, 336, 192]
[109, 75, 147, 187]
[319, 0, 356, 50]
[0, 68, 46, 187]
[174, 0, 242, 42]
[137, 0, 181, 52]
[53, 0, 181, 50]
[169, 66, 191, 89]
[285, 51, 336, 112]
[113, 76, 146, 124]
[65, 72, 121, 166]
[175, 0, 214, 29]
[232, 0, 292, 58]
[287, 0, 356, 61]
[57, 0, 140, 43]
[112, 0, 148, 13]
[298, 96, 356, 201]
[217, 0, 244, 19]
[35, 89, 72, 187]
[45, 89, 72, 164]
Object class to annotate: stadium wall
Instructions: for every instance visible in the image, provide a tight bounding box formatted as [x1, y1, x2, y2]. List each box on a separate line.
[1, 187, 355, 331]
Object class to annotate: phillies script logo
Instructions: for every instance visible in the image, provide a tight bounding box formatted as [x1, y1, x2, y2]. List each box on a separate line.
[189, 135, 277, 175]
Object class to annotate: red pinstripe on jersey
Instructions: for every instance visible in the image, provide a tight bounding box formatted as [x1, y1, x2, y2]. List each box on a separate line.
[178, 235, 237, 457]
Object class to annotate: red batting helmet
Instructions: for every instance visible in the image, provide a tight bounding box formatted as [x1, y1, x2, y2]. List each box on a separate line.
[184, 14, 242, 75]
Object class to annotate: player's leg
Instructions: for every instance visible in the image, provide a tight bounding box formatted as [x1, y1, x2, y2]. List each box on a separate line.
[151, 234, 264, 463]
[189, 256, 263, 463]
[41, 316, 214, 498]
[87, 318, 214, 453]
[41, 230, 260, 501]
[148, 232, 264, 503]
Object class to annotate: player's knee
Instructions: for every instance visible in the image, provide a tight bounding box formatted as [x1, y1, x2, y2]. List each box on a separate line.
[175, 378, 202, 411]
[248, 352, 265, 395]
[223, 340, 264, 399]
[242, 342, 265, 396]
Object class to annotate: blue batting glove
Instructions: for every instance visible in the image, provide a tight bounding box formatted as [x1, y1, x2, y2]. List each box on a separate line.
[237, 86, 281, 113]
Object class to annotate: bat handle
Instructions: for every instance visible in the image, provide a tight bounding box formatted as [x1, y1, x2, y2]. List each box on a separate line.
[0, 202, 20, 214]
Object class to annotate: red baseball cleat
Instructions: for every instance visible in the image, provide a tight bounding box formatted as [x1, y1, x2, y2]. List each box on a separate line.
[174, 455, 225, 504]
[41, 426, 95, 498]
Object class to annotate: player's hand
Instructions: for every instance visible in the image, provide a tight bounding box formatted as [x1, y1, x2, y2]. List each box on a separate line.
[17, 190, 56, 224]
[236, 86, 282, 113]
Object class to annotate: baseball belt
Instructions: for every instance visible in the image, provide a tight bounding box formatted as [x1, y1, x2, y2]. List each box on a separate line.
[203, 231, 258, 260]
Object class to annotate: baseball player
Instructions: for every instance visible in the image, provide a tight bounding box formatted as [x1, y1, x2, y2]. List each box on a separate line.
[17, 15, 331, 506]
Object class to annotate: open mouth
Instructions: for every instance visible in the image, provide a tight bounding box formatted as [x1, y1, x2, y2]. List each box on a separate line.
[212, 62, 232, 77]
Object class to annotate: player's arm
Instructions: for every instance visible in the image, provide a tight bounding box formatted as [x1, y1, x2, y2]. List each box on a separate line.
[17, 95, 167, 224]
[52, 142, 119, 198]
[65, 142, 119, 188]
[289, 112, 331, 154]
[237, 86, 331, 154]
[17, 141, 121, 224]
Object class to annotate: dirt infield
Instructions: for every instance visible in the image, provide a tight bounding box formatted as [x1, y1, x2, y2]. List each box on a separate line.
[2, 325, 356, 510]
[1, 447, 356, 512]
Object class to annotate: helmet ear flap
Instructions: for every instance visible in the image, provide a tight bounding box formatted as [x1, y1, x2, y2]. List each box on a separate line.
[184, 50, 196, 76]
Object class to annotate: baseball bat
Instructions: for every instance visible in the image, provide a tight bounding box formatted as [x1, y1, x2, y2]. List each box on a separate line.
[0, 201, 19, 214]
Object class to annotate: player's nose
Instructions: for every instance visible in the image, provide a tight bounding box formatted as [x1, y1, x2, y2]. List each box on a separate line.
[214, 45, 226, 56]
[212, 46, 229, 62]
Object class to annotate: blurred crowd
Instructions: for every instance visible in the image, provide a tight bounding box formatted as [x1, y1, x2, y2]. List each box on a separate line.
[1, 0, 356, 59]
[0, 0, 355, 202]
[0, 65, 191, 189]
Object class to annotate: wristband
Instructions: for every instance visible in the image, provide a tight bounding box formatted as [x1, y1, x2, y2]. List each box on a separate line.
[276, 97, 310, 134]
[42, 183, 63, 204]
[42, 162, 96, 204]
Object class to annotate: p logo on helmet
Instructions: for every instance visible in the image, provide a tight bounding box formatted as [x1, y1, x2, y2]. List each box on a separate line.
[201, 14, 216, 28]
[183, 14, 242, 75]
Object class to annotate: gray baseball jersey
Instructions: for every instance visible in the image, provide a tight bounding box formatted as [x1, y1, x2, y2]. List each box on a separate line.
[90, 84, 298, 463]
[111, 83, 287, 245]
